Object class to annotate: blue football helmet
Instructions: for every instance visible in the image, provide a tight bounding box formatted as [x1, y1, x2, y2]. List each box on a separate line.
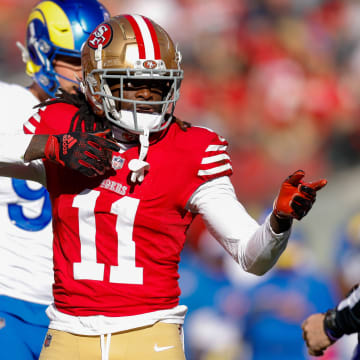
[18, 0, 109, 97]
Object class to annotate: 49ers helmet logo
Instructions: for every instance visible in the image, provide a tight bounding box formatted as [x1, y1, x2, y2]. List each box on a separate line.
[143, 60, 158, 69]
[88, 23, 113, 49]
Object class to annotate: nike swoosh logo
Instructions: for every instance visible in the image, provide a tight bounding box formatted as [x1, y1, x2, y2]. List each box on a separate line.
[154, 344, 175, 352]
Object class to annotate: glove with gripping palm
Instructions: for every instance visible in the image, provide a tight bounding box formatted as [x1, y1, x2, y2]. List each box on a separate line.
[44, 130, 119, 177]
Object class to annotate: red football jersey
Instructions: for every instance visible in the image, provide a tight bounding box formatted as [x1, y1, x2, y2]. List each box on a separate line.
[25, 103, 233, 317]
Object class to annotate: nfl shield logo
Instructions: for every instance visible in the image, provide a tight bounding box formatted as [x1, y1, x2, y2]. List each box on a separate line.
[112, 156, 125, 170]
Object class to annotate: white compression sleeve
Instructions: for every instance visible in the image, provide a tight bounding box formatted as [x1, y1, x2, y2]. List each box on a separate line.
[186, 177, 291, 275]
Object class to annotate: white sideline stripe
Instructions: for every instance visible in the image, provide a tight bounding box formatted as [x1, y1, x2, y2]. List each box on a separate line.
[206, 144, 227, 152]
[132, 14, 155, 59]
[198, 163, 232, 176]
[201, 154, 230, 164]
[24, 122, 36, 134]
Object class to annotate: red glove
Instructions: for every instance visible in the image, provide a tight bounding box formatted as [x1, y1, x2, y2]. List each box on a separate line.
[44, 130, 119, 177]
[273, 170, 327, 220]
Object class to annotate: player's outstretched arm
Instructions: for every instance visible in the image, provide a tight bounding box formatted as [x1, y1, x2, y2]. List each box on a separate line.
[24, 131, 120, 177]
[270, 169, 327, 233]
[185, 170, 326, 276]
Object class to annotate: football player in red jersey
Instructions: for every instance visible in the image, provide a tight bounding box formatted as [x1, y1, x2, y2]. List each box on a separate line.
[0, 14, 327, 360]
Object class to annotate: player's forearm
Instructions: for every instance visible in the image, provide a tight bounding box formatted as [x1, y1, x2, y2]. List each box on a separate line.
[187, 177, 291, 275]
[332, 284, 360, 336]
[239, 214, 290, 275]
[23, 134, 49, 162]
[0, 133, 46, 184]
[302, 288, 360, 355]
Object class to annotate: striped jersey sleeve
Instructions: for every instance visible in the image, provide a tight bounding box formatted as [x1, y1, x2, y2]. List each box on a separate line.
[336, 284, 360, 335]
[23, 110, 42, 134]
[197, 134, 233, 180]
[23, 103, 78, 135]
[176, 126, 233, 209]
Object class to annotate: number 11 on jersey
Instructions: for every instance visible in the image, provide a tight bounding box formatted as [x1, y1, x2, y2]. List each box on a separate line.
[73, 189, 144, 284]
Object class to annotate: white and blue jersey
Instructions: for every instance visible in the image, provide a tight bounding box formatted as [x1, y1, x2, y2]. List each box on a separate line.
[0, 82, 53, 307]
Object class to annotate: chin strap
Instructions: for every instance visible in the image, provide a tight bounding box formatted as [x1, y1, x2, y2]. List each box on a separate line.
[128, 128, 150, 183]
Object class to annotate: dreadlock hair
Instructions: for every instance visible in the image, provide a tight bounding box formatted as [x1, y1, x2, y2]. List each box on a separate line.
[34, 88, 108, 132]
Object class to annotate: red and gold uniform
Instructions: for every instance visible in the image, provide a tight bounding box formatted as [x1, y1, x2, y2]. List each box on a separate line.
[24, 103, 238, 328]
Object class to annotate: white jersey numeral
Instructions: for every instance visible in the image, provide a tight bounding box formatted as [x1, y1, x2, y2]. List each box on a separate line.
[73, 190, 143, 284]
[110, 196, 143, 284]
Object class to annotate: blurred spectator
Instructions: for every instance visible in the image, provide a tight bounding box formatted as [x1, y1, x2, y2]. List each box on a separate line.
[333, 211, 360, 296]
[179, 230, 249, 360]
[243, 227, 340, 360]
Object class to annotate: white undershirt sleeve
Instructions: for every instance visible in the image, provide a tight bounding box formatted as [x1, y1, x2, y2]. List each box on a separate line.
[186, 176, 291, 275]
[0, 134, 46, 186]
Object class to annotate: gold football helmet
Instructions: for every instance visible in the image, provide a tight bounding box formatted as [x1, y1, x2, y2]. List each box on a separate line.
[81, 14, 183, 136]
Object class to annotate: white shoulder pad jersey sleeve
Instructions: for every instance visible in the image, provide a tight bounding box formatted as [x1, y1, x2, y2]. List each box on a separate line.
[186, 176, 291, 275]
[0, 82, 39, 134]
[0, 133, 46, 186]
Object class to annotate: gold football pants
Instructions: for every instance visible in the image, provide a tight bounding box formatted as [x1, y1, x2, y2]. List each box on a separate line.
[39, 322, 186, 360]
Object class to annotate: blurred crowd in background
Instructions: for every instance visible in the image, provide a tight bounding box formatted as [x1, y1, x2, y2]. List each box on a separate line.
[2, 0, 360, 358]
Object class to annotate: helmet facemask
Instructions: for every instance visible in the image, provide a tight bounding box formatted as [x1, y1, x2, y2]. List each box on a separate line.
[86, 67, 183, 135]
